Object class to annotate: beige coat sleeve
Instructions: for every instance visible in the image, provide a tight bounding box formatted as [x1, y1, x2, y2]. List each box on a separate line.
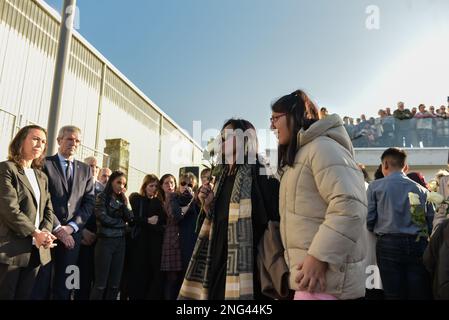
[307, 143, 368, 265]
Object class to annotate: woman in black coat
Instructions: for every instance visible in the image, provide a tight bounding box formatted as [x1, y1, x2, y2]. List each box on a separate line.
[178, 119, 280, 300]
[170, 172, 200, 277]
[127, 174, 166, 300]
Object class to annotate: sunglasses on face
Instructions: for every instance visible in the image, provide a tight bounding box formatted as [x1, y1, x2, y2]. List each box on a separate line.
[180, 181, 193, 188]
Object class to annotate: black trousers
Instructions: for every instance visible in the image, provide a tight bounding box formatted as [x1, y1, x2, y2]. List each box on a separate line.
[0, 247, 41, 300]
[30, 260, 52, 300]
[127, 232, 164, 300]
[74, 242, 96, 300]
[90, 237, 126, 300]
[52, 231, 82, 300]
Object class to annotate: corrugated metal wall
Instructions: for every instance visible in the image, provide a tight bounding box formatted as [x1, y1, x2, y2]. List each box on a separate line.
[0, 0, 202, 187]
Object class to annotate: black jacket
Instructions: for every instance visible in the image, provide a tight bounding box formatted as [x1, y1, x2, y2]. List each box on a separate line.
[129, 193, 166, 238]
[95, 192, 134, 238]
[168, 192, 198, 270]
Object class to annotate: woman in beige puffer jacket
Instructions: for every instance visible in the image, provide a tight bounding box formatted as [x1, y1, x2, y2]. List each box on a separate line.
[270, 90, 368, 300]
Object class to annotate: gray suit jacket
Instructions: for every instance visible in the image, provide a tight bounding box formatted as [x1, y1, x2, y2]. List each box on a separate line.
[43, 154, 95, 231]
[0, 161, 54, 267]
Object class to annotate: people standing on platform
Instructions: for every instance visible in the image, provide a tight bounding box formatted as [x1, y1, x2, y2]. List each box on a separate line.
[31, 125, 95, 300]
[179, 118, 281, 300]
[90, 171, 133, 300]
[0, 125, 56, 300]
[393, 102, 413, 147]
[127, 174, 166, 300]
[415, 104, 435, 147]
[271, 90, 367, 300]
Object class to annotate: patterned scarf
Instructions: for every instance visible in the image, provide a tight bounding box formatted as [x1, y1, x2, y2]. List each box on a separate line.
[178, 164, 254, 300]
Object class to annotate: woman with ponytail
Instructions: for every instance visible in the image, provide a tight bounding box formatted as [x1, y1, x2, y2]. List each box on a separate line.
[271, 90, 368, 300]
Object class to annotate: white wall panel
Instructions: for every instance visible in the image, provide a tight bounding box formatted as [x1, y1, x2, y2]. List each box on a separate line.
[0, 0, 202, 187]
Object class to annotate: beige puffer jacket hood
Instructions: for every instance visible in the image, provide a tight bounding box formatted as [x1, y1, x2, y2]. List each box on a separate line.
[279, 114, 368, 300]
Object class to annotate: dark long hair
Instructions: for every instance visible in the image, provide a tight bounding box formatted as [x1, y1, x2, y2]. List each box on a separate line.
[271, 90, 319, 172]
[8, 125, 48, 169]
[219, 118, 260, 166]
[159, 173, 177, 202]
[103, 170, 127, 203]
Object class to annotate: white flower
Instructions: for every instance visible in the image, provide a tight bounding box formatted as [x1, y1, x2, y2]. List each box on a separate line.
[408, 192, 421, 206]
[428, 180, 438, 192]
[427, 192, 445, 206]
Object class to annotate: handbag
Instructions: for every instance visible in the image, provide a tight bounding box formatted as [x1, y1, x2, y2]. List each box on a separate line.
[257, 220, 290, 300]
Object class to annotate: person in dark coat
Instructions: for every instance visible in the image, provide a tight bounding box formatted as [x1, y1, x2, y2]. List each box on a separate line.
[90, 171, 133, 300]
[127, 174, 166, 300]
[424, 219, 449, 299]
[179, 119, 280, 300]
[74, 157, 105, 300]
[159, 174, 184, 300]
[171, 172, 201, 277]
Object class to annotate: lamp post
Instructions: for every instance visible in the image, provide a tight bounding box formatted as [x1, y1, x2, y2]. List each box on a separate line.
[47, 0, 77, 155]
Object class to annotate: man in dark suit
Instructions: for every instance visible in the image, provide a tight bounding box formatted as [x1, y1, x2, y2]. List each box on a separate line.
[33, 125, 95, 300]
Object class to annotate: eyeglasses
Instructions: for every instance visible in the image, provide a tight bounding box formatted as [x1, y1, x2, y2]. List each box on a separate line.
[180, 181, 193, 188]
[270, 113, 287, 124]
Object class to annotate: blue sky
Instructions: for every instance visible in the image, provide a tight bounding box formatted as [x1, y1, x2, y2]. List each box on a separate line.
[45, 0, 449, 148]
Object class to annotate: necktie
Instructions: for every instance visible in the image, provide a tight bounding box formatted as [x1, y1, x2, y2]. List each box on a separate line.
[65, 160, 73, 192]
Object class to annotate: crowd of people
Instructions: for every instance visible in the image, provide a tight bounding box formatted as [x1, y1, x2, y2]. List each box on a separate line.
[328, 102, 449, 148]
[0, 124, 208, 300]
[1, 90, 449, 301]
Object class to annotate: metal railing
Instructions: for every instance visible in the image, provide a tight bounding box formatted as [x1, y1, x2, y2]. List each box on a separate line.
[346, 117, 449, 148]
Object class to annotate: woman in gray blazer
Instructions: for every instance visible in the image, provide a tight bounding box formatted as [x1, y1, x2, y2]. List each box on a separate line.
[0, 125, 56, 300]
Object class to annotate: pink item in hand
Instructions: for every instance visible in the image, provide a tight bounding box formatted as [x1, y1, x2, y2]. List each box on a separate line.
[294, 291, 337, 300]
